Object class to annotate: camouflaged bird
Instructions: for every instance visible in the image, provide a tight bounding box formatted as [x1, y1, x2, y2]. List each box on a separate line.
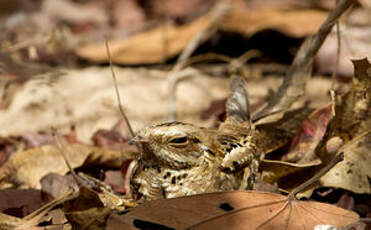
[129, 75, 311, 200]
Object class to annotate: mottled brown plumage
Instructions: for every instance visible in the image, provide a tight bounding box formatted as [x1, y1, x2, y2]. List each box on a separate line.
[129, 75, 311, 201]
[128, 75, 264, 200]
[130, 119, 260, 200]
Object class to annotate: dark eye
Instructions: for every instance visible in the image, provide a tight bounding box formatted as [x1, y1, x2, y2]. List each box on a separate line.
[169, 136, 188, 147]
[170, 136, 187, 143]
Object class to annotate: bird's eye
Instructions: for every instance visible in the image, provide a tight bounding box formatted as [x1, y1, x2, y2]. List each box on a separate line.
[169, 136, 188, 147]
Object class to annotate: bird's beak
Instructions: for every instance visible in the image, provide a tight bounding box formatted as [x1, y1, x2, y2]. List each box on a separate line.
[128, 135, 149, 145]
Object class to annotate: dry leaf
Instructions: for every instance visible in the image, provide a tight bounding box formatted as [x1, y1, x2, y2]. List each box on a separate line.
[0, 189, 51, 217]
[252, 0, 352, 120]
[0, 189, 76, 230]
[62, 186, 108, 230]
[115, 191, 359, 230]
[76, 7, 326, 64]
[320, 132, 371, 194]
[282, 103, 333, 164]
[261, 159, 321, 190]
[0, 67, 229, 143]
[106, 215, 137, 230]
[0, 212, 24, 230]
[220, 8, 327, 38]
[255, 107, 313, 154]
[62, 184, 133, 230]
[39, 208, 69, 230]
[76, 11, 214, 64]
[259, 104, 333, 195]
[315, 58, 371, 164]
[41, 173, 78, 198]
[103, 170, 126, 194]
[299, 58, 371, 196]
[0, 143, 121, 189]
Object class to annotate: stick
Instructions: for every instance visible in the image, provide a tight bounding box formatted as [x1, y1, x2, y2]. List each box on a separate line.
[253, 0, 354, 119]
[331, 20, 341, 90]
[105, 39, 135, 138]
[290, 152, 344, 196]
[167, 3, 230, 120]
[105, 39, 143, 157]
[52, 128, 82, 187]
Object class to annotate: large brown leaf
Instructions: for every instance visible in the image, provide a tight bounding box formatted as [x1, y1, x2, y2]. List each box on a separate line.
[76, 7, 326, 65]
[113, 191, 359, 230]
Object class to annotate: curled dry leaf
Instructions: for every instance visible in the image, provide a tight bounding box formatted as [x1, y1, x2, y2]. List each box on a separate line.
[63, 187, 110, 230]
[63, 182, 135, 230]
[297, 58, 371, 196]
[315, 58, 371, 165]
[282, 103, 333, 164]
[0, 143, 121, 189]
[76, 7, 326, 64]
[260, 104, 333, 195]
[255, 107, 314, 155]
[320, 132, 371, 194]
[114, 191, 359, 230]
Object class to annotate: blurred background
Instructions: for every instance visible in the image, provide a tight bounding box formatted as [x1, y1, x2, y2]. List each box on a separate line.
[0, 0, 370, 142]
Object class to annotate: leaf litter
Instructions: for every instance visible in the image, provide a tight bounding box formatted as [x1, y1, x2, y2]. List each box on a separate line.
[0, 0, 370, 229]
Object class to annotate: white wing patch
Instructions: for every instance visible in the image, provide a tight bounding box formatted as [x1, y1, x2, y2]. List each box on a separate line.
[221, 142, 256, 171]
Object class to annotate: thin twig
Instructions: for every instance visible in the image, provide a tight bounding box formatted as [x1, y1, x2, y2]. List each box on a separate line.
[52, 128, 82, 187]
[291, 152, 344, 196]
[253, 0, 354, 119]
[105, 39, 142, 159]
[178, 50, 261, 76]
[167, 3, 230, 120]
[105, 39, 135, 138]
[183, 52, 233, 67]
[331, 18, 341, 90]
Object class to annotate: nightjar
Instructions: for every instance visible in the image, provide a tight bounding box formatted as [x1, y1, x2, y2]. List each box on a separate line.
[129, 75, 310, 200]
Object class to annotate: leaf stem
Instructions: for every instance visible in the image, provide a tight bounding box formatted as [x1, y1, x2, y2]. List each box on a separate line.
[291, 152, 344, 196]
